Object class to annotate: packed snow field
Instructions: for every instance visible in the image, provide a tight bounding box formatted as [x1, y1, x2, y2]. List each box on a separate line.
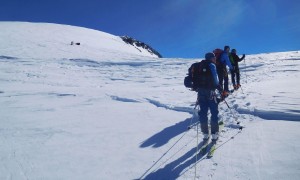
[0, 22, 300, 180]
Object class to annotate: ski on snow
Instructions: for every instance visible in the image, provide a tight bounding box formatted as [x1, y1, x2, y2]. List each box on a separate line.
[197, 121, 224, 158]
[206, 141, 217, 158]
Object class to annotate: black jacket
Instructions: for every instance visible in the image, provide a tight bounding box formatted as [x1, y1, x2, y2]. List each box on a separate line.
[229, 53, 245, 70]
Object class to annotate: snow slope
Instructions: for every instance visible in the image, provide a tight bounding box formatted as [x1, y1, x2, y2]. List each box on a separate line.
[0, 22, 160, 59]
[0, 22, 300, 180]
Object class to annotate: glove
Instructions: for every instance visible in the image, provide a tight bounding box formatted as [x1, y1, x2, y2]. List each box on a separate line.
[216, 85, 225, 102]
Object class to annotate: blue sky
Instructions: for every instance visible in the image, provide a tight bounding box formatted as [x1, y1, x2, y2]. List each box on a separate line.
[1, 0, 300, 58]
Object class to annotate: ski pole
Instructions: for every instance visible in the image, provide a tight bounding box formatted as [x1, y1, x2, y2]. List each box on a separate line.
[240, 85, 244, 94]
[223, 99, 241, 125]
[244, 57, 248, 84]
[188, 99, 200, 129]
[195, 122, 199, 179]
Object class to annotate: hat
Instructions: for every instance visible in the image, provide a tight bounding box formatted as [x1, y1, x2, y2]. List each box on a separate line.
[224, 45, 230, 51]
[205, 52, 215, 60]
[231, 49, 237, 53]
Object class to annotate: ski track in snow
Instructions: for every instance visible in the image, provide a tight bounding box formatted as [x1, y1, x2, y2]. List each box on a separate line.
[1, 26, 300, 179]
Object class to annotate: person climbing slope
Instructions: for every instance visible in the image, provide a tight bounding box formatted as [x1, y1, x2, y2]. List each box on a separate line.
[218, 46, 233, 96]
[229, 49, 245, 89]
[196, 52, 223, 140]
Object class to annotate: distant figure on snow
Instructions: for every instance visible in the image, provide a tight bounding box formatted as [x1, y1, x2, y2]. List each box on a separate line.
[70, 41, 80, 45]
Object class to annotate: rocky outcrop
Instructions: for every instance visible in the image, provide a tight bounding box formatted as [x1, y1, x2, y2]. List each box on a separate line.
[120, 36, 162, 58]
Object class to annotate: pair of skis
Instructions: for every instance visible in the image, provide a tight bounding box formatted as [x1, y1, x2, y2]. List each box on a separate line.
[196, 121, 225, 158]
[198, 139, 218, 159]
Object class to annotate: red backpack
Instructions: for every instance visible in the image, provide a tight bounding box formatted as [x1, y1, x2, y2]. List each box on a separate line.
[213, 48, 223, 67]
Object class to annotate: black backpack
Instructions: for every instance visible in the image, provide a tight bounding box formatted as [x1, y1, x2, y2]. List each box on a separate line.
[184, 60, 214, 91]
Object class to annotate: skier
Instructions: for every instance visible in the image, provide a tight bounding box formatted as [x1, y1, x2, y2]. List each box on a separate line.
[197, 52, 223, 141]
[218, 46, 233, 96]
[229, 49, 245, 89]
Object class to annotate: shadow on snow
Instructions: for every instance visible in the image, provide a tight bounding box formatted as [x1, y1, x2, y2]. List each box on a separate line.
[140, 118, 192, 148]
[142, 140, 211, 180]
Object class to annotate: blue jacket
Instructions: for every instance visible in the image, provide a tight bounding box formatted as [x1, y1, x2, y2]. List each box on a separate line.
[220, 52, 233, 70]
[209, 63, 219, 87]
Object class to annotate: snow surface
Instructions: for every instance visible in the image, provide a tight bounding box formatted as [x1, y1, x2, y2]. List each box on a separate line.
[0, 22, 300, 180]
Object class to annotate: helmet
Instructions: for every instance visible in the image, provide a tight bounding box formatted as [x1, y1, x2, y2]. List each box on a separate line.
[224, 45, 230, 51]
[205, 52, 215, 60]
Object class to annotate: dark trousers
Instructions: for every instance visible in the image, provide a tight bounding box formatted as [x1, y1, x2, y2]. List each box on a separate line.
[217, 67, 229, 91]
[230, 68, 240, 85]
[197, 89, 219, 134]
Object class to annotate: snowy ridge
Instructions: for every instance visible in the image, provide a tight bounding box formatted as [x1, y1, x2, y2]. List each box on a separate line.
[0, 22, 300, 179]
